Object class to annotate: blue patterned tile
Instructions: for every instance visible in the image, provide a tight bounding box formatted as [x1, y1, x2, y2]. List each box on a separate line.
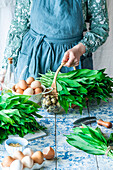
[29, 118, 55, 151]
[57, 151, 97, 170]
[97, 155, 113, 170]
[89, 100, 113, 118]
[37, 108, 55, 118]
[0, 151, 8, 163]
[56, 107, 89, 118]
[90, 95, 113, 118]
[40, 105, 89, 118]
[41, 160, 56, 170]
[56, 118, 84, 151]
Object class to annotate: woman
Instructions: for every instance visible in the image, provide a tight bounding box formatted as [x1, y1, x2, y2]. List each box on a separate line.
[2, 0, 109, 82]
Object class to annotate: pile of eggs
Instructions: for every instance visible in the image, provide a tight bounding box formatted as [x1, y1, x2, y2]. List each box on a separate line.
[1, 147, 55, 170]
[12, 77, 43, 95]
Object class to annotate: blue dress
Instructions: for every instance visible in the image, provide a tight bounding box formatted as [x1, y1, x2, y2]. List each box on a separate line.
[15, 0, 85, 82]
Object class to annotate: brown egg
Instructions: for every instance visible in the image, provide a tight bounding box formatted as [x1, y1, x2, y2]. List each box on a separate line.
[31, 151, 44, 164]
[35, 87, 42, 94]
[26, 77, 35, 85]
[16, 88, 24, 94]
[43, 147, 55, 160]
[19, 80, 27, 90]
[13, 150, 25, 160]
[31, 80, 41, 89]
[28, 84, 31, 88]
[15, 83, 20, 90]
[2, 156, 15, 167]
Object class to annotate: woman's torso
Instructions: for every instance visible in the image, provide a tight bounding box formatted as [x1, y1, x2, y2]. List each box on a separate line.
[15, 0, 89, 81]
[30, 0, 84, 38]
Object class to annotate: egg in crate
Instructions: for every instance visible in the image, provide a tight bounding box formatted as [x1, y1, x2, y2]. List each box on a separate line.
[1, 156, 15, 167]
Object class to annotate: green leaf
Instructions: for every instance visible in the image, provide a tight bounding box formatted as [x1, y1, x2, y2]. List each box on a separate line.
[39, 69, 113, 115]
[0, 93, 45, 144]
[60, 78, 81, 88]
[107, 133, 113, 144]
[56, 81, 63, 91]
[65, 125, 110, 156]
[0, 111, 15, 124]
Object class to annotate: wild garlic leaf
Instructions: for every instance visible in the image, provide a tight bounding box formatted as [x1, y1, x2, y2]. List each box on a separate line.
[66, 125, 110, 157]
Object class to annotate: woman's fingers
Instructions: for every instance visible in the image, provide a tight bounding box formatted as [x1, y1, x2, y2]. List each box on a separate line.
[62, 51, 70, 63]
[62, 44, 84, 67]
[63, 51, 78, 67]
[65, 52, 75, 67]
[72, 61, 79, 67]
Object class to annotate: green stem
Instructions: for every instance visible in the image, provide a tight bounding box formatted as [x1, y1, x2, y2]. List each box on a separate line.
[107, 151, 113, 159]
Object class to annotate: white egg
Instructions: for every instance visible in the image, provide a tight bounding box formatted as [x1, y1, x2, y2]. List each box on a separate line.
[21, 156, 34, 169]
[23, 88, 33, 95]
[23, 148, 34, 157]
[10, 160, 23, 170]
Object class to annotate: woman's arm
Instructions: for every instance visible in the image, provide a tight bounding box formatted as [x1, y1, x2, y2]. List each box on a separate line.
[2, 0, 32, 68]
[80, 0, 109, 56]
[62, 0, 109, 67]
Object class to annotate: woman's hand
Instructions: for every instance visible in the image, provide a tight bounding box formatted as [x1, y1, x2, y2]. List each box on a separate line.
[62, 43, 86, 67]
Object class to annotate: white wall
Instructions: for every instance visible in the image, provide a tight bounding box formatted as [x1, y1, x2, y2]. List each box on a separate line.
[0, 0, 15, 68]
[93, 0, 113, 77]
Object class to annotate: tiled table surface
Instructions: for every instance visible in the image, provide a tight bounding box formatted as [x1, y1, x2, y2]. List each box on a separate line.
[1, 96, 113, 170]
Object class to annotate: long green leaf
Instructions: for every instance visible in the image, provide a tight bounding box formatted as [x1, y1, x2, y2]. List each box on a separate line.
[65, 125, 111, 157]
